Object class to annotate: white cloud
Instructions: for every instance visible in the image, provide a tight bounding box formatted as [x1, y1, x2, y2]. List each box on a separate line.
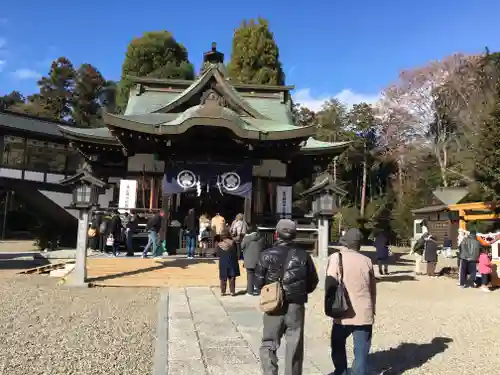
[293, 88, 380, 111]
[10, 68, 42, 80]
[0, 60, 5, 73]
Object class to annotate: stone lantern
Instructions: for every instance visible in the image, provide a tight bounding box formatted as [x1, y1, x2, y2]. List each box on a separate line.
[302, 173, 346, 289]
[60, 163, 106, 286]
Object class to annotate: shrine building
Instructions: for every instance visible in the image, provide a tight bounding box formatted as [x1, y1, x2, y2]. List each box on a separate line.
[54, 44, 349, 229]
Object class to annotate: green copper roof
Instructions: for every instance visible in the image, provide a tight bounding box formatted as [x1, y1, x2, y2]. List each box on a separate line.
[301, 138, 351, 153]
[103, 107, 316, 141]
[58, 125, 118, 144]
[244, 97, 294, 124]
[124, 64, 295, 125]
[125, 90, 180, 115]
[150, 64, 267, 119]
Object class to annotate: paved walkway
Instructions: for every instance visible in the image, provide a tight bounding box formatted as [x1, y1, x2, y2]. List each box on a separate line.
[160, 288, 325, 375]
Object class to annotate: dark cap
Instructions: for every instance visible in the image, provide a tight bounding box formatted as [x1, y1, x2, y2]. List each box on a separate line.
[276, 219, 296, 241]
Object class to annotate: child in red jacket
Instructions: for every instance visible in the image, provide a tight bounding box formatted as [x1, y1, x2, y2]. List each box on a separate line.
[478, 248, 492, 292]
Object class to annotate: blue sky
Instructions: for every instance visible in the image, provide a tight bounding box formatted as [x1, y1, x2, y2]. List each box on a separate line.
[1, 0, 500, 110]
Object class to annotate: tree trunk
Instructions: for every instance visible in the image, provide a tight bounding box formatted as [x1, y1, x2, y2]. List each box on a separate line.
[397, 158, 404, 203]
[435, 145, 448, 187]
[360, 149, 367, 217]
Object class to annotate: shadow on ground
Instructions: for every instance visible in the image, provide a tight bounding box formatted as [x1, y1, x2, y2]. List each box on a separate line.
[88, 258, 217, 283]
[369, 337, 453, 375]
[376, 274, 416, 283]
[359, 251, 415, 267]
[0, 257, 50, 271]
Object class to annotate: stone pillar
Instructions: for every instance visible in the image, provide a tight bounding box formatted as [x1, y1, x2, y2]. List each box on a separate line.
[68, 209, 89, 286]
[316, 216, 330, 290]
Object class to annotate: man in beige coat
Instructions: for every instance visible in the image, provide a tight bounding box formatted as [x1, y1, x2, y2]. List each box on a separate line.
[326, 228, 376, 375]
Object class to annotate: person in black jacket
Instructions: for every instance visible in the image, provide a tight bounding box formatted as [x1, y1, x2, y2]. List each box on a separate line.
[183, 208, 198, 259]
[142, 211, 163, 258]
[254, 219, 319, 375]
[108, 211, 122, 257]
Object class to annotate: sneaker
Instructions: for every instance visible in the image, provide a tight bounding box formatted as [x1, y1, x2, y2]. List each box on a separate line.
[481, 287, 491, 293]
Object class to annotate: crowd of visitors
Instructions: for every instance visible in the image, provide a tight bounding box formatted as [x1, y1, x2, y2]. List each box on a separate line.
[86, 210, 165, 258]
[409, 224, 494, 291]
[84, 208, 496, 374]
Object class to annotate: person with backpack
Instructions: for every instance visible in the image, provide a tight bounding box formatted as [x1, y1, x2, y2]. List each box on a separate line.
[410, 231, 429, 275]
[254, 219, 318, 375]
[230, 213, 247, 259]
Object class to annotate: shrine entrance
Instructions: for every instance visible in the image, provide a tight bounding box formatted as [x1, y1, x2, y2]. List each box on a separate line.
[165, 163, 251, 225]
[176, 190, 244, 224]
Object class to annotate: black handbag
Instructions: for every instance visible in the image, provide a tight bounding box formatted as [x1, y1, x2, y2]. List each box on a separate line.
[324, 252, 349, 318]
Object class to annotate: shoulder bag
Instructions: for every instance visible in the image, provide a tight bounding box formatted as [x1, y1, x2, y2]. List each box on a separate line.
[106, 235, 115, 247]
[260, 249, 293, 313]
[324, 252, 349, 318]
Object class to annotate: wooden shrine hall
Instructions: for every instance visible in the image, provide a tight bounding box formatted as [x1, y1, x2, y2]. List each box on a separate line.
[57, 43, 350, 234]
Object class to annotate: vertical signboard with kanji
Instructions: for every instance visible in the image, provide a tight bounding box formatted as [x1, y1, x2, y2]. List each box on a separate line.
[118, 179, 138, 213]
[276, 185, 292, 218]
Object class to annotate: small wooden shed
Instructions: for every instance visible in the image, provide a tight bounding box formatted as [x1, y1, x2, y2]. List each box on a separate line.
[412, 205, 459, 248]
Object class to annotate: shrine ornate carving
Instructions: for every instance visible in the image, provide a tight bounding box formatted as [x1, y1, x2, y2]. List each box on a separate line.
[200, 88, 226, 107]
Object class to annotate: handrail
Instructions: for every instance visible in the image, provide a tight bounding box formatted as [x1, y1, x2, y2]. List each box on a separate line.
[257, 227, 318, 232]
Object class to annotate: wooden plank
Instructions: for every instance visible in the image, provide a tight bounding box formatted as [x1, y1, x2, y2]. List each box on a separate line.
[463, 214, 500, 221]
[448, 202, 498, 211]
[19, 260, 74, 275]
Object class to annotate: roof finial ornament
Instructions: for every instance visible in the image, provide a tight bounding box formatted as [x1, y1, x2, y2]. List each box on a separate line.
[203, 41, 224, 65]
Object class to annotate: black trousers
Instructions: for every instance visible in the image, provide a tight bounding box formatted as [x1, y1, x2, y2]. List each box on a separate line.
[246, 268, 256, 294]
[459, 259, 477, 286]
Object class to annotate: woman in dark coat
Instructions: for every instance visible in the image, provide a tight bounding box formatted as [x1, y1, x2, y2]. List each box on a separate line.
[241, 224, 265, 295]
[424, 235, 439, 277]
[217, 228, 240, 296]
[374, 230, 390, 276]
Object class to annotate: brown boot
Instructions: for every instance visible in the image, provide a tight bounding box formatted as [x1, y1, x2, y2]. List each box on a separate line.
[229, 277, 236, 296]
[220, 279, 227, 296]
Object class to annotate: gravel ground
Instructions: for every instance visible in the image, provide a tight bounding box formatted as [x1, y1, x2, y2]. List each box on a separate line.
[303, 254, 500, 375]
[1, 252, 499, 375]
[0, 275, 158, 375]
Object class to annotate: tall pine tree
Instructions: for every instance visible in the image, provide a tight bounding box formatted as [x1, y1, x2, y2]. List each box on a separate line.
[474, 83, 500, 198]
[116, 31, 195, 113]
[228, 18, 284, 85]
[37, 57, 76, 120]
[72, 64, 106, 127]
